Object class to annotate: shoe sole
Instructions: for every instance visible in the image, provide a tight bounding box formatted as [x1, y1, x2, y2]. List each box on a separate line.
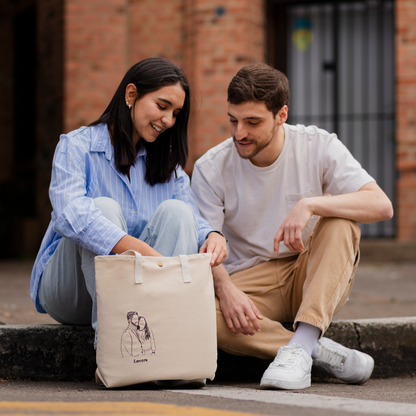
[314, 351, 375, 384]
[156, 378, 206, 388]
[260, 374, 311, 390]
[353, 354, 374, 384]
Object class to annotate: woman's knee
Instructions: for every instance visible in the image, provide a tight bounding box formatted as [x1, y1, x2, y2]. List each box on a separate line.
[154, 199, 197, 228]
[94, 197, 127, 231]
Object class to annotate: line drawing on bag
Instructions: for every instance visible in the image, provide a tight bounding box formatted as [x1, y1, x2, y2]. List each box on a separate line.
[121, 311, 156, 358]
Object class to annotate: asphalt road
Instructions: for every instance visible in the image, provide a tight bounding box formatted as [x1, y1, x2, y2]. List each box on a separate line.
[0, 260, 416, 415]
[1, 378, 416, 416]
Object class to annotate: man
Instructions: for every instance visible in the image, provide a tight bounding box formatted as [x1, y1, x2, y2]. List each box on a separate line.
[121, 311, 142, 358]
[191, 63, 393, 390]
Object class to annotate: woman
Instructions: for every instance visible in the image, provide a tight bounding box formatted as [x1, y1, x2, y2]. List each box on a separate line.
[137, 316, 156, 356]
[30, 58, 227, 339]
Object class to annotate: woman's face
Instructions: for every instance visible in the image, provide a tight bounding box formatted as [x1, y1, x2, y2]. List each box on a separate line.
[126, 83, 186, 145]
[138, 317, 146, 330]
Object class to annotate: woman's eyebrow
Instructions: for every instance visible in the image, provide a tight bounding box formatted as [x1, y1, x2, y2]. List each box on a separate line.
[157, 98, 172, 105]
[157, 97, 183, 110]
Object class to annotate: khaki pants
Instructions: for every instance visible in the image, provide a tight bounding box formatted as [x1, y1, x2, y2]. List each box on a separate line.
[216, 217, 361, 360]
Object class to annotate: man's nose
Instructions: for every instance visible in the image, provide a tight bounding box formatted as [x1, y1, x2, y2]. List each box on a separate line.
[234, 124, 248, 140]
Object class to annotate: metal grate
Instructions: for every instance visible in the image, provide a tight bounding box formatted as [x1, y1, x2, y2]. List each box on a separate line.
[287, 0, 395, 237]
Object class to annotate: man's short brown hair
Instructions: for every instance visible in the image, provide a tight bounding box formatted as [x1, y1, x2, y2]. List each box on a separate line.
[227, 62, 290, 117]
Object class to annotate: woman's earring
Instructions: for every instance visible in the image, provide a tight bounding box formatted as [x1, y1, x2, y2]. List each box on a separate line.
[126, 101, 131, 109]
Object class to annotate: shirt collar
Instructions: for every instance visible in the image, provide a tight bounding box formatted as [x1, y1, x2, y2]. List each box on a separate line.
[90, 123, 147, 160]
[90, 124, 111, 159]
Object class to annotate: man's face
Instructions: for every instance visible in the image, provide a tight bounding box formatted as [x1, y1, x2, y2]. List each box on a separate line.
[131, 314, 139, 326]
[228, 101, 282, 165]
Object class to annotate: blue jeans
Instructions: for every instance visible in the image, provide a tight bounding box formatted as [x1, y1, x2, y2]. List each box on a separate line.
[38, 197, 199, 340]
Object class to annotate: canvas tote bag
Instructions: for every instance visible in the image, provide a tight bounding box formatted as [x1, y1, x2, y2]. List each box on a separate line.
[94, 250, 217, 388]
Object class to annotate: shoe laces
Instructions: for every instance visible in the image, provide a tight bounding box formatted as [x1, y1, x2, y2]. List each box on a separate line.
[270, 345, 302, 369]
[317, 344, 347, 369]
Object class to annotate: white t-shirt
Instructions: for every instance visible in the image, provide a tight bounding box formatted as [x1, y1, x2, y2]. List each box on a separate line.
[191, 123, 375, 275]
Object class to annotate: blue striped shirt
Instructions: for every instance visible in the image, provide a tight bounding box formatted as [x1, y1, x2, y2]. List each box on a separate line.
[31, 123, 213, 313]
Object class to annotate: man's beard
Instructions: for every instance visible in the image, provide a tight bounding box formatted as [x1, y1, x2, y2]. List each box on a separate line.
[233, 124, 276, 160]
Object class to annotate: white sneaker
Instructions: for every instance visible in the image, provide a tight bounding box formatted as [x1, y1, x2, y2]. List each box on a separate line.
[156, 378, 206, 388]
[313, 337, 374, 384]
[260, 344, 312, 390]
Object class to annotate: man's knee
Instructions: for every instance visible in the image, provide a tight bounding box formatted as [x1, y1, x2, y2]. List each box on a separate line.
[315, 217, 360, 239]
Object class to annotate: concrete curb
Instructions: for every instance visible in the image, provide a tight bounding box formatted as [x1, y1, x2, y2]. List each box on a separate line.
[0, 325, 95, 381]
[1, 318, 416, 381]
[359, 239, 416, 263]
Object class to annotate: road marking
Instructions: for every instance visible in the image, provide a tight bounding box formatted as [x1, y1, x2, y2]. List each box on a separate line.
[0, 401, 279, 416]
[174, 386, 416, 416]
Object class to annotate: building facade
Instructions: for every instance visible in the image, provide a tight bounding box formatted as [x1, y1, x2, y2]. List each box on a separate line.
[0, 0, 415, 257]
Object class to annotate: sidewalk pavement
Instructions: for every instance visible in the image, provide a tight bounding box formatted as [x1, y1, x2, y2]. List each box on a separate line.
[0, 240, 415, 381]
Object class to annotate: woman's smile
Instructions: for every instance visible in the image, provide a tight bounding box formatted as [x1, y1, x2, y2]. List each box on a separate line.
[129, 83, 185, 145]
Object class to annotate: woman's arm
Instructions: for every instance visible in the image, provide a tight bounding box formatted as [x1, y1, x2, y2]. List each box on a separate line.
[50, 135, 127, 256]
[112, 235, 161, 256]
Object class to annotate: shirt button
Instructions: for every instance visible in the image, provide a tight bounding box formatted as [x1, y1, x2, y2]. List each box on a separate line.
[131, 209, 136, 213]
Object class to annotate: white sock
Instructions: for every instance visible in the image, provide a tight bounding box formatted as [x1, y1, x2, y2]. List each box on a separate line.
[288, 322, 321, 356]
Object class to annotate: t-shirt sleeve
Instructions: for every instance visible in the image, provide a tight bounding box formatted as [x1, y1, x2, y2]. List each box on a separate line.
[191, 161, 226, 232]
[322, 136, 375, 196]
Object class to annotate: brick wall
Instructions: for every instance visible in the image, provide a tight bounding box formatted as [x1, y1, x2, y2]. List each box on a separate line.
[6, 0, 415, 257]
[182, 0, 266, 169]
[129, 0, 184, 66]
[396, 0, 416, 240]
[63, 0, 129, 132]
[30, 0, 267, 254]
[32, 0, 416, 244]
[128, 0, 266, 170]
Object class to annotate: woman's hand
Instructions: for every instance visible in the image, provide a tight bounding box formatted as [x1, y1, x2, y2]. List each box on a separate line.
[199, 232, 227, 267]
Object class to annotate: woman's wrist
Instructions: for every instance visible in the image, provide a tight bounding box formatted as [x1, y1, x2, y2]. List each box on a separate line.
[112, 235, 161, 256]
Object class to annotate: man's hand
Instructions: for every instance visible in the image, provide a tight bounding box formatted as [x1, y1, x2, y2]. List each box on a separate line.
[274, 198, 313, 255]
[274, 182, 394, 255]
[200, 232, 228, 267]
[220, 284, 263, 335]
[213, 265, 263, 335]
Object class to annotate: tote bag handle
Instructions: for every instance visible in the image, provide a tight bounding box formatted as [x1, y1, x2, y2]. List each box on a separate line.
[121, 250, 191, 284]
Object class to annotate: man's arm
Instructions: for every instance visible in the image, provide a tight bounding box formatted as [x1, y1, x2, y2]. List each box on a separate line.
[213, 264, 263, 336]
[192, 163, 251, 331]
[274, 181, 394, 254]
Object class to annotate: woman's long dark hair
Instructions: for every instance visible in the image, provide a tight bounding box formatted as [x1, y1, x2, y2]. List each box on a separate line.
[90, 57, 190, 185]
